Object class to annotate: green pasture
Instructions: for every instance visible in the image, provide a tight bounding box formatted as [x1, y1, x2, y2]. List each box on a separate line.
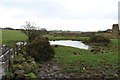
[2, 29, 119, 78]
[49, 39, 118, 77]
[2, 29, 27, 46]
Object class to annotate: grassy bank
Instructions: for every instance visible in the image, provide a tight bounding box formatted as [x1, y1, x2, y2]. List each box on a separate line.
[48, 39, 119, 78]
[2, 29, 27, 46]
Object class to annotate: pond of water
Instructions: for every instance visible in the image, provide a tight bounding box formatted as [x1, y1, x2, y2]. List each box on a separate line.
[50, 40, 90, 49]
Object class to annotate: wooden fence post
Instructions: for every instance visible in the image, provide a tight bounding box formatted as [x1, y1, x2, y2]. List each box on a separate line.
[8, 50, 13, 72]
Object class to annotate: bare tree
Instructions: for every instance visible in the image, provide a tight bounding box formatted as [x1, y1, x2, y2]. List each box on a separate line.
[21, 22, 41, 42]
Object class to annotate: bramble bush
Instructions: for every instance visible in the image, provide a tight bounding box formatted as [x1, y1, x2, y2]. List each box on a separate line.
[25, 37, 55, 62]
[89, 35, 110, 43]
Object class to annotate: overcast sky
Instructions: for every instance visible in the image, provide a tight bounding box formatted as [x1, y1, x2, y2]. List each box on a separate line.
[0, 0, 119, 31]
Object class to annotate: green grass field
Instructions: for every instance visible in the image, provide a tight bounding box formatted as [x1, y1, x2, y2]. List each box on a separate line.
[2, 29, 119, 78]
[2, 29, 27, 46]
[49, 45, 118, 78]
[43, 34, 119, 78]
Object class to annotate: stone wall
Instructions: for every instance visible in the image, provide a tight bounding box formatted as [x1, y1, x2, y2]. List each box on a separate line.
[111, 24, 119, 39]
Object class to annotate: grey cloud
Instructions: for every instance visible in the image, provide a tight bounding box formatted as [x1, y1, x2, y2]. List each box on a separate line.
[0, 0, 118, 20]
[0, 1, 66, 18]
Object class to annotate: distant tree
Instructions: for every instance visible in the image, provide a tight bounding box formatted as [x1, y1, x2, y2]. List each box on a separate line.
[40, 28, 48, 35]
[41, 28, 46, 31]
[4, 27, 14, 30]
